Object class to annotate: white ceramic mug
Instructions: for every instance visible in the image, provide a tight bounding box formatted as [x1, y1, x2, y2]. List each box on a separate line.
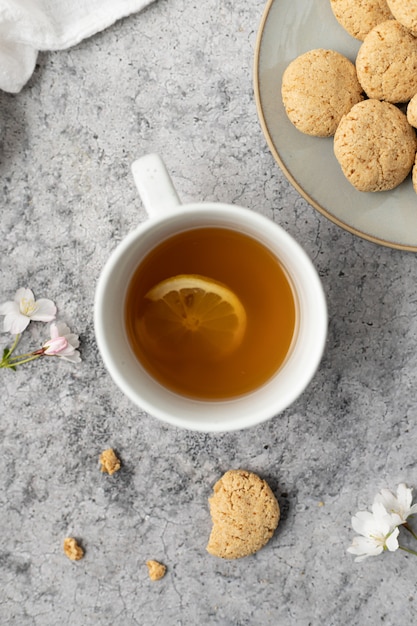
[94, 153, 327, 432]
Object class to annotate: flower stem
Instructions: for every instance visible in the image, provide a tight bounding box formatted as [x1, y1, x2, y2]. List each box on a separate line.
[399, 545, 417, 557]
[11, 352, 42, 366]
[1, 333, 21, 366]
[7, 333, 21, 357]
[3, 354, 42, 367]
[403, 523, 417, 542]
[8, 350, 42, 362]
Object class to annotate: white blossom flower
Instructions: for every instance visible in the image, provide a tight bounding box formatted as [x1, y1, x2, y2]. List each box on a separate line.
[374, 483, 417, 524]
[42, 322, 81, 363]
[347, 501, 400, 562]
[0, 288, 56, 334]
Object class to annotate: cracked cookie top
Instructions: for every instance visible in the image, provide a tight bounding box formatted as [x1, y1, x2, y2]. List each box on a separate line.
[281, 48, 364, 137]
[386, 0, 417, 36]
[206, 469, 280, 559]
[356, 20, 417, 103]
[334, 99, 417, 191]
[330, 0, 393, 41]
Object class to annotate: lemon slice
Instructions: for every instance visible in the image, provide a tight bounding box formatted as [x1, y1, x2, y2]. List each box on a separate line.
[141, 274, 247, 360]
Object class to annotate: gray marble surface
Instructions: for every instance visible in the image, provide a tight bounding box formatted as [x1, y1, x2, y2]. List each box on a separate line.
[1, 1, 416, 624]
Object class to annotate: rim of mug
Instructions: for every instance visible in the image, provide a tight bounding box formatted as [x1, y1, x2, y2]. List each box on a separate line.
[94, 203, 327, 432]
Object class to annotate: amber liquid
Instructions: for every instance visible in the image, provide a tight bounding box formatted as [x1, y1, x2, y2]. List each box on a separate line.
[125, 227, 297, 399]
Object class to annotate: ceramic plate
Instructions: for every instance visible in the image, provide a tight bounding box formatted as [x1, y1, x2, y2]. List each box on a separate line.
[254, 0, 417, 251]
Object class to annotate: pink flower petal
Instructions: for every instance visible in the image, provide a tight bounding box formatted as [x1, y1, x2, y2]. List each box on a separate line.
[54, 321, 70, 336]
[43, 321, 81, 363]
[0, 301, 17, 316]
[57, 344, 76, 356]
[65, 333, 80, 349]
[347, 536, 383, 557]
[43, 336, 68, 355]
[386, 527, 399, 552]
[49, 322, 60, 340]
[60, 350, 81, 363]
[31, 298, 57, 322]
[14, 288, 34, 304]
[5, 312, 31, 334]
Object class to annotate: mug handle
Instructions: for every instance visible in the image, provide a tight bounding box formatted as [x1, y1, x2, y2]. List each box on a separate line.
[131, 153, 181, 217]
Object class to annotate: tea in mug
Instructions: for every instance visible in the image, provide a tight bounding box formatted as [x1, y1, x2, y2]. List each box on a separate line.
[124, 227, 297, 399]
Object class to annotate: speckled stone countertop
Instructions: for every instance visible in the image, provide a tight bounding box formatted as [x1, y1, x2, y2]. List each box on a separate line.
[1, 1, 416, 625]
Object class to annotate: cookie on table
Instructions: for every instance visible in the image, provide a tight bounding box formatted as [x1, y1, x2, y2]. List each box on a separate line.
[330, 0, 393, 41]
[407, 94, 417, 128]
[206, 469, 280, 559]
[281, 48, 363, 137]
[386, 0, 417, 36]
[334, 99, 417, 192]
[356, 20, 417, 103]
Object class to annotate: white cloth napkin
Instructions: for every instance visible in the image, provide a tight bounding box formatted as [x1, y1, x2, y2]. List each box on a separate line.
[0, 0, 156, 93]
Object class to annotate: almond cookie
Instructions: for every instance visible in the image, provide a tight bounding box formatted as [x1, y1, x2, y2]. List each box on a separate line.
[334, 99, 417, 191]
[407, 94, 417, 128]
[386, 0, 417, 36]
[281, 49, 363, 137]
[330, 0, 393, 41]
[356, 20, 417, 103]
[206, 469, 280, 559]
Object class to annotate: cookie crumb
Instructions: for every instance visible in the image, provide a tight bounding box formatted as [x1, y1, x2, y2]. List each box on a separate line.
[146, 560, 167, 581]
[99, 448, 121, 475]
[63, 537, 84, 561]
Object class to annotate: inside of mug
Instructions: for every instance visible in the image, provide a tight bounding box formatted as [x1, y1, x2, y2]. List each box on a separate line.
[94, 205, 327, 431]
